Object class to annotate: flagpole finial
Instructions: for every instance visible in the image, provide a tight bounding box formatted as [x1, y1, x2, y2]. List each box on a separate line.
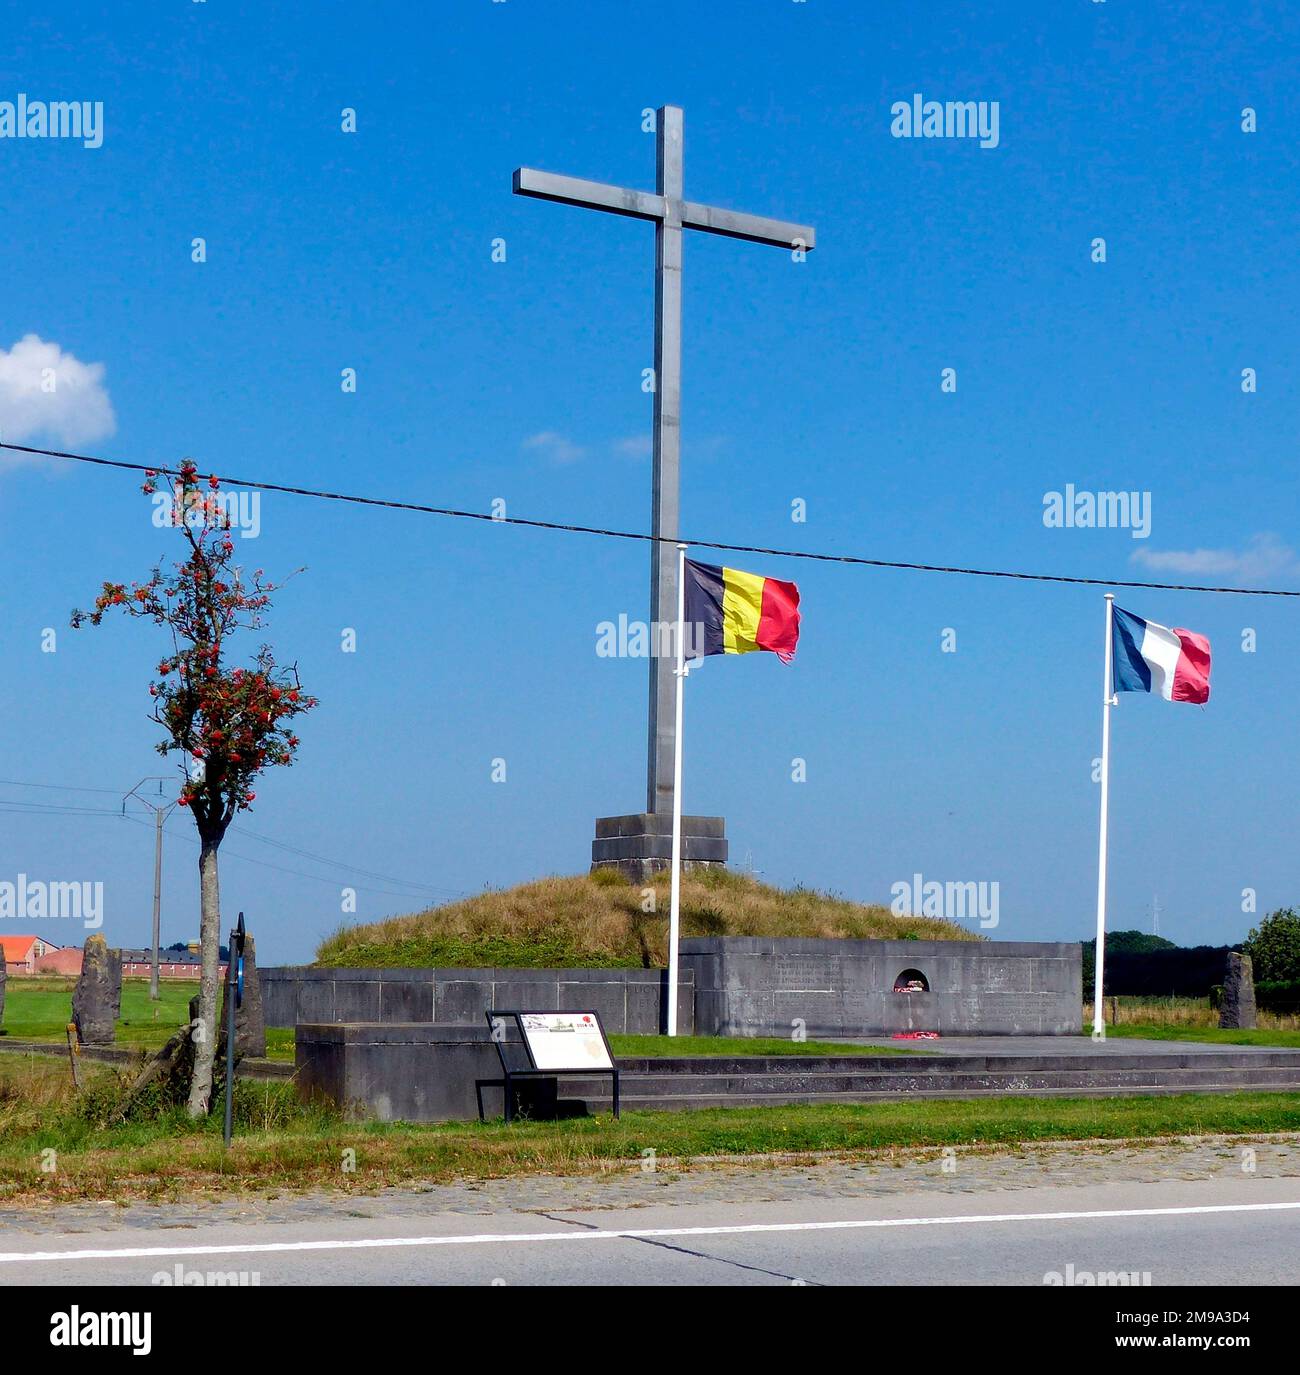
[1104, 592, 1115, 601]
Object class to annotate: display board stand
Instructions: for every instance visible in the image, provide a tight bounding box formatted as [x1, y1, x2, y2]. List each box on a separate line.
[477, 1010, 621, 1123]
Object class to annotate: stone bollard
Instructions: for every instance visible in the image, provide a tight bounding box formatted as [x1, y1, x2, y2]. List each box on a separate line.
[71, 935, 123, 1045]
[1219, 951, 1258, 1030]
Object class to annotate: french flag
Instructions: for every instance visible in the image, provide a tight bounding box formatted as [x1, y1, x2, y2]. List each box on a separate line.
[1112, 606, 1211, 704]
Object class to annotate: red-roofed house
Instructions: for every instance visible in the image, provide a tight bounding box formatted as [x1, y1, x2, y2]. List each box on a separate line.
[0, 935, 59, 974]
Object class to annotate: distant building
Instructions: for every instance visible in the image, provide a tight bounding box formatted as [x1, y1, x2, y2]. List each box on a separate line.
[14, 940, 224, 980]
[0, 935, 60, 974]
[34, 945, 84, 976]
[119, 947, 226, 979]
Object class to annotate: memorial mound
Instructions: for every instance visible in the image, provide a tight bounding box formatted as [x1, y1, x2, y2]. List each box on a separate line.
[316, 869, 978, 970]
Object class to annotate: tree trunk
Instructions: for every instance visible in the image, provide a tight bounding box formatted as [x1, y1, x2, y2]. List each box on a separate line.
[186, 835, 223, 1116]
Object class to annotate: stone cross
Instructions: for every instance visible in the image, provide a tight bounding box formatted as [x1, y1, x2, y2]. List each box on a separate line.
[515, 105, 815, 816]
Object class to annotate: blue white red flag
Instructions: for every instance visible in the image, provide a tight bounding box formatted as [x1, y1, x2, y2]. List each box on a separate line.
[1112, 606, 1211, 704]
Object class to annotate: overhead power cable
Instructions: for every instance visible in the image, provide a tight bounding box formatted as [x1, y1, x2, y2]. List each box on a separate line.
[0, 777, 126, 796]
[0, 779, 462, 901]
[3, 440, 1297, 598]
[118, 814, 440, 901]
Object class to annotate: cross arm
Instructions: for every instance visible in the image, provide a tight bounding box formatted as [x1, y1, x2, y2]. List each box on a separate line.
[681, 202, 815, 251]
[513, 168, 666, 222]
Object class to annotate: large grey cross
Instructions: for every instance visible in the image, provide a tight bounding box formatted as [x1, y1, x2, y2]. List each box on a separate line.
[514, 105, 815, 817]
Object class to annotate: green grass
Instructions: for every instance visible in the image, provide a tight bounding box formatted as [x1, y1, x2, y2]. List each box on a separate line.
[2, 1054, 1298, 1203]
[0, 977, 198, 1045]
[0, 986, 909, 1065]
[608, 1034, 914, 1057]
[1107, 1023, 1300, 1048]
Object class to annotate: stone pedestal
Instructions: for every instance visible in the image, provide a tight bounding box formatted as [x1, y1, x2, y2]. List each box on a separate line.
[1219, 951, 1258, 1029]
[591, 813, 727, 882]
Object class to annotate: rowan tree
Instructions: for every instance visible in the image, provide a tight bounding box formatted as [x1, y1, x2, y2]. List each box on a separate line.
[73, 459, 317, 1115]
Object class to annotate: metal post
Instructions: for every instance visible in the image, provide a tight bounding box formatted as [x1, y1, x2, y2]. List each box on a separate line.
[667, 543, 688, 1035]
[512, 109, 813, 826]
[648, 105, 684, 816]
[1092, 594, 1116, 1041]
[222, 913, 244, 1149]
[123, 778, 175, 1002]
[150, 808, 164, 1001]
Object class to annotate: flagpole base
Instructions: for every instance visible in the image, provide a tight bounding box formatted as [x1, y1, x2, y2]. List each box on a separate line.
[591, 814, 727, 884]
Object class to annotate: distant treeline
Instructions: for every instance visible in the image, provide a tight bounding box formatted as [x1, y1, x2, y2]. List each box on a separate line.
[1083, 931, 1300, 1009]
[1084, 939, 1234, 999]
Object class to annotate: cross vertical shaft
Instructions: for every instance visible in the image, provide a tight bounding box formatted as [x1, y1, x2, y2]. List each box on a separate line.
[513, 104, 814, 849]
[648, 107, 683, 815]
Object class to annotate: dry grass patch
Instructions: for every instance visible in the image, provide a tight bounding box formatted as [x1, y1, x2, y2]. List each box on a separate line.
[316, 868, 977, 968]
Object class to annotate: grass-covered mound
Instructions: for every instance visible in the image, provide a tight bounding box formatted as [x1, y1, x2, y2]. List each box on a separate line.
[314, 868, 980, 969]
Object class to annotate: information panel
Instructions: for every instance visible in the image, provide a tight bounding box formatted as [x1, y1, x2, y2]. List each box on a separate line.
[519, 1012, 614, 1071]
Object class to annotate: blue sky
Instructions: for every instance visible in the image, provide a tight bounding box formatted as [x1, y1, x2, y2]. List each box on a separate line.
[2, 1, 1297, 963]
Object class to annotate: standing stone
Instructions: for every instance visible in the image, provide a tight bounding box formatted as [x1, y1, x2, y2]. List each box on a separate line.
[0, 941, 6, 1032]
[219, 934, 266, 1059]
[71, 936, 122, 1045]
[1219, 951, 1258, 1029]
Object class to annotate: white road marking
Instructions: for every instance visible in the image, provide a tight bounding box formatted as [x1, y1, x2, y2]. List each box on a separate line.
[2, 1199, 1299, 1265]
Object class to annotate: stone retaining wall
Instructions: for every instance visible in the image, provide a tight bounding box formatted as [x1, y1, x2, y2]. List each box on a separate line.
[263, 965, 694, 1037]
[680, 937, 1082, 1037]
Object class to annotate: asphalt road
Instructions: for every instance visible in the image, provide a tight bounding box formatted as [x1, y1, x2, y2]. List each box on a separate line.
[3, 1174, 1297, 1286]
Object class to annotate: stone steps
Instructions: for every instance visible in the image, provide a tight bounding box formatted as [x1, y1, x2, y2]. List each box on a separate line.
[548, 1050, 1300, 1113]
[613, 1051, 1300, 1075]
[584, 1082, 1300, 1112]
[588, 1066, 1300, 1096]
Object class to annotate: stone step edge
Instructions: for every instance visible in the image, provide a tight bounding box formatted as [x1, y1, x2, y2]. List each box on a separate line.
[568, 1082, 1300, 1109]
[580, 1066, 1300, 1088]
[613, 1052, 1300, 1073]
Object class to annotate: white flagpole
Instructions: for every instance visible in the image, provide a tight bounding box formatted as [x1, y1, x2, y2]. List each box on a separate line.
[666, 542, 689, 1036]
[1092, 593, 1116, 1040]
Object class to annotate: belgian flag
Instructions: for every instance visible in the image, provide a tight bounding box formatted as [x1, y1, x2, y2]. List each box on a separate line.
[683, 558, 800, 664]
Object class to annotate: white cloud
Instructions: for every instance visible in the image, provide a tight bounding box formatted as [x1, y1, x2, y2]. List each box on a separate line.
[613, 435, 651, 460]
[1130, 533, 1299, 583]
[521, 430, 585, 465]
[0, 334, 116, 447]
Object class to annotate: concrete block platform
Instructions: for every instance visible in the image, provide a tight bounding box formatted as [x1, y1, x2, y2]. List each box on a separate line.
[295, 1023, 1300, 1122]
